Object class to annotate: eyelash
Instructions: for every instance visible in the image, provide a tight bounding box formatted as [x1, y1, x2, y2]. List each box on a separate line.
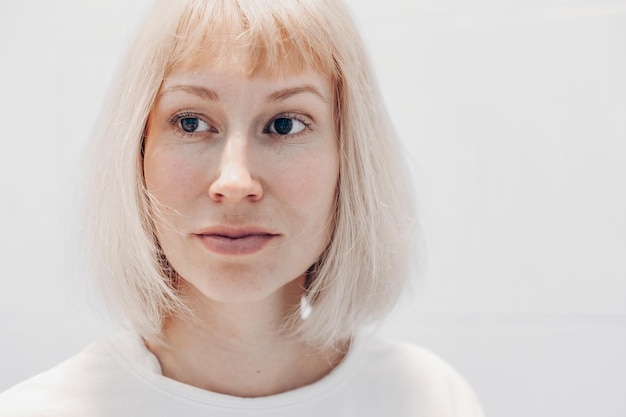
[168, 111, 312, 138]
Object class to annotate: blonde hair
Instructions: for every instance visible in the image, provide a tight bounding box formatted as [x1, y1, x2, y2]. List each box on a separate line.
[85, 0, 415, 348]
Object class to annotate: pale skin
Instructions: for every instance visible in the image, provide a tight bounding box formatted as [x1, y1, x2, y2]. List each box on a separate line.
[142, 57, 343, 397]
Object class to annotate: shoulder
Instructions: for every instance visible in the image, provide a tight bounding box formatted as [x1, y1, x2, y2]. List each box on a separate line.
[361, 337, 468, 385]
[0, 333, 149, 417]
[351, 336, 485, 417]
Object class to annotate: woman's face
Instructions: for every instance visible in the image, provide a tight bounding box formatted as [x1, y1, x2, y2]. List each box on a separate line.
[143, 59, 338, 306]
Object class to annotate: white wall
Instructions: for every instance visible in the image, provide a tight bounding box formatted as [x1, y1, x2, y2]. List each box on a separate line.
[1, 1, 625, 416]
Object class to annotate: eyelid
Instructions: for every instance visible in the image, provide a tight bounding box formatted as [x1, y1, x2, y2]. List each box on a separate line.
[168, 111, 205, 126]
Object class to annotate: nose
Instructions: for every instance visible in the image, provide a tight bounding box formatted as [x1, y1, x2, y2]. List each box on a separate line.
[208, 135, 263, 202]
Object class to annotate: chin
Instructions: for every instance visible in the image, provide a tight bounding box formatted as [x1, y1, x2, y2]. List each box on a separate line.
[178, 270, 305, 307]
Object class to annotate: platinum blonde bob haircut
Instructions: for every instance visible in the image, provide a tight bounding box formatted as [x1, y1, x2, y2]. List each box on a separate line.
[85, 0, 415, 348]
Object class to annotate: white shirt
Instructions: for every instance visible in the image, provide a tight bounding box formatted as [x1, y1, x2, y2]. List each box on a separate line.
[0, 333, 484, 416]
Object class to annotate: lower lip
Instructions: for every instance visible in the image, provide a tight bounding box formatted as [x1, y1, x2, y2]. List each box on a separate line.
[196, 234, 276, 256]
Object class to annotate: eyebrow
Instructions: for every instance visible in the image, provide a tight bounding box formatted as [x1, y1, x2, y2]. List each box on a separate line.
[159, 85, 220, 101]
[266, 86, 327, 103]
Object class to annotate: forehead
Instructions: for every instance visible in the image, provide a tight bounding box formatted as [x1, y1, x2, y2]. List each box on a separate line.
[168, 40, 330, 81]
[161, 56, 333, 104]
[168, 49, 329, 83]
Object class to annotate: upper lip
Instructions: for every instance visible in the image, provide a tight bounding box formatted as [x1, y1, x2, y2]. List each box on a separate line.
[193, 227, 278, 239]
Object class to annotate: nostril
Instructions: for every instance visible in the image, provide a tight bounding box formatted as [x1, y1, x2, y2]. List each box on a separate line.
[208, 139, 263, 202]
[208, 171, 263, 202]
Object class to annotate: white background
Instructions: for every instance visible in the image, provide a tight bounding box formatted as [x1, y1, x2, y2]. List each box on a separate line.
[1, 1, 625, 416]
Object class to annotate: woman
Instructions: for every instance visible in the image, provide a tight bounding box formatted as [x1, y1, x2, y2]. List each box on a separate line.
[0, 0, 484, 415]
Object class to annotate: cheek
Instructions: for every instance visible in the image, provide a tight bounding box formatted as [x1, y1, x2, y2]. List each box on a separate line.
[271, 150, 339, 214]
[144, 145, 207, 205]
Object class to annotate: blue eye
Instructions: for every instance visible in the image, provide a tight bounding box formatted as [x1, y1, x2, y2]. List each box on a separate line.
[268, 117, 306, 135]
[178, 116, 210, 133]
[180, 117, 199, 132]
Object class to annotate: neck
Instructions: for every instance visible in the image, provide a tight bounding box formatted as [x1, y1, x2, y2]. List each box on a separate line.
[146, 278, 346, 397]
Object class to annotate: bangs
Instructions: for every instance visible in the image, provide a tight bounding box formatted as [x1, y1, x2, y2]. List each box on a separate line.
[167, 0, 337, 77]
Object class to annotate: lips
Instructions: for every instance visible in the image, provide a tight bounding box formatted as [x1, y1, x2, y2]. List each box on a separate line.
[194, 228, 278, 256]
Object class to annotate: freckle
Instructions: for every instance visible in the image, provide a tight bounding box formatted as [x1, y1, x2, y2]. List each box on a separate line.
[256, 370, 261, 374]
